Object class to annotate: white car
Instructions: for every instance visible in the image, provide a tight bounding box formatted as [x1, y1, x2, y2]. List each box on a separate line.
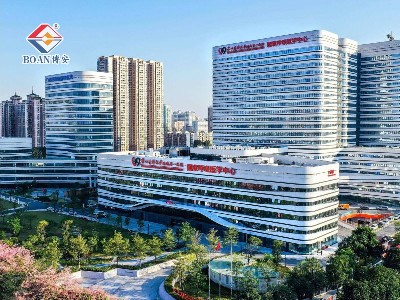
[371, 224, 378, 229]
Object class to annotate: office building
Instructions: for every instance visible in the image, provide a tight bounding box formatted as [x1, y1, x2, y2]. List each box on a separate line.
[45, 71, 114, 159]
[359, 40, 400, 147]
[172, 110, 198, 132]
[97, 147, 338, 253]
[97, 55, 164, 151]
[213, 30, 357, 158]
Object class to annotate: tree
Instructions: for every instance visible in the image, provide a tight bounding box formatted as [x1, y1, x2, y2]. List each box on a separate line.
[7, 217, 22, 237]
[131, 233, 149, 267]
[87, 232, 99, 254]
[236, 268, 261, 300]
[338, 266, 400, 300]
[265, 284, 297, 300]
[393, 231, 400, 245]
[40, 237, 62, 269]
[272, 240, 283, 266]
[24, 214, 37, 230]
[137, 219, 145, 233]
[394, 220, 400, 232]
[206, 228, 220, 252]
[187, 258, 207, 296]
[36, 220, 49, 243]
[338, 226, 382, 263]
[124, 216, 130, 229]
[61, 219, 73, 255]
[286, 257, 326, 300]
[147, 236, 163, 261]
[68, 234, 90, 268]
[383, 248, 400, 271]
[102, 231, 130, 265]
[326, 248, 357, 290]
[115, 215, 123, 228]
[173, 253, 195, 291]
[179, 221, 196, 247]
[50, 190, 59, 210]
[162, 228, 176, 251]
[224, 227, 239, 297]
[245, 236, 262, 264]
[0, 272, 26, 299]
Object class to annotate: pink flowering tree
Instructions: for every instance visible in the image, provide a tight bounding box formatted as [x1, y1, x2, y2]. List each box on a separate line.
[0, 242, 114, 299]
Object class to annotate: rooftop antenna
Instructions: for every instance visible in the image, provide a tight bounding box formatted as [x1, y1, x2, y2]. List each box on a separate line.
[387, 32, 394, 41]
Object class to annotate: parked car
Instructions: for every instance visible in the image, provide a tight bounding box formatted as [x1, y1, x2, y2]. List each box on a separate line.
[377, 206, 389, 210]
[371, 224, 378, 229]
[359, 206, 370, 210]
[46, 207, 54, 212]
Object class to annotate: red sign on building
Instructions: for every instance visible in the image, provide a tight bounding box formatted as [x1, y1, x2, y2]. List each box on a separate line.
[132, 157, 184, 171]
[328, 170, 336, 177]
[267, 36, 308, 47]
[187, 164, 236, 175]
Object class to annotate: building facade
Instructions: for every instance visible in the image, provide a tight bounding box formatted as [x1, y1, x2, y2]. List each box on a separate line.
[208, 106, 213, 132]
[172, 110, 198, 132]
[0, 92, 45, 147]
[97, 55, 164, 151]
[213, 30, 358, 157]
[359, 40, 400, 147]
[45, 71, 114, 159]
[163, 104, 172, 134]
[97, 147, 339, 253]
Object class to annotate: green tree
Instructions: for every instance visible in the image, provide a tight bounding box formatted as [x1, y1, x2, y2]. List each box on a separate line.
[179, 221, 196, 247]
[24, 214, 37, 230]
[383, 248, 400, 271]
[187, 258, 207, 296]
[131, 233, 149, 267]
[206, 228, 220, 252]
[326, 248, 357, 290]
[338, 266, 400, 300]
[173, 253, 195, 290]
[115, 215, 123, 228]
[224, 227, 239, 297]
[265, 284, 297, 300]
[147, 236, 163, 261]
[338, 226, 382, 263]
[394, 220, 400, 232]
[393, 231, 400, 245]
[7, 217, 22, 237]
[246, 236, 262, 264]
[162, 228, 176, 251]
[137, 219, 145, 233]
[272, 240, 283, 266]
[50, 190, 59, 210]
[36, 220, 48, 243]
[61, 219, 73, 255]
[102, 231, 130, 265]
[68, 234, 90, 268]
[87, 231, 99, 254]
[286, 257, 326, 300]
[124, 216, 130, 228]
[236, 268, 261, 300]
[40, 236, 62, 268]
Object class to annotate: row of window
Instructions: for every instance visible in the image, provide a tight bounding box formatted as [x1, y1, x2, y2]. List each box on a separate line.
[99, 189, 338, 222]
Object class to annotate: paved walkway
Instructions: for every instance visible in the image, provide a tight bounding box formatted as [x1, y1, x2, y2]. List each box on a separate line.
[77, 266, 172, 300]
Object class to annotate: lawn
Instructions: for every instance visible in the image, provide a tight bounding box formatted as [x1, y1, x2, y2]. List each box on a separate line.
[0, 199, 20, 210]
[0, 211, 134, 241]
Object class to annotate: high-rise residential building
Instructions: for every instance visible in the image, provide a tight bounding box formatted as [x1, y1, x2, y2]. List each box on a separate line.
[208, 106, 213, 132]
[97, 55, 164, 151]
[45, 71, 114, 159]
[193, 119, 208, 133]
[213, 30, 358, 159]
[172, 110, 198, 132]
[0, 91, 45, 147]
[163, 104, 172, 133]
[358, 40, 400, 147]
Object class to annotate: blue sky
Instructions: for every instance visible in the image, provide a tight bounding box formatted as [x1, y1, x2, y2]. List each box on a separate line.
[1, 0, 399, 117]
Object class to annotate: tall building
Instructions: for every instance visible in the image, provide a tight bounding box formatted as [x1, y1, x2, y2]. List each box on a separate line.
[172, 110, 198, 132]
[208, 106, 213, 132]
[45, 71, 114, 159]
[213, 30, 358, 159]
[0, 91, 45, 147]
[97, 55, 164, 151]
[163, 104, 172, 133]
[358, 40, 400, 147]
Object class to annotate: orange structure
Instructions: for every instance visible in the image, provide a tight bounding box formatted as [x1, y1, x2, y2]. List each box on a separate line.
[340, 213, 392, 221]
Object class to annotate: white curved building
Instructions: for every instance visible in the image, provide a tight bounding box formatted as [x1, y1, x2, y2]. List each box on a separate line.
[212, 30, 358, 159]
[45, 71, 113, 159]
[97, 147, 339, 253]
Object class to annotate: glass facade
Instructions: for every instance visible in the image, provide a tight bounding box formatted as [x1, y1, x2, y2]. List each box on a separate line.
[45, 71, 114, 159]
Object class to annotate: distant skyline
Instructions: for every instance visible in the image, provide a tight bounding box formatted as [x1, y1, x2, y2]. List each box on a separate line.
[1, 0, 400, 117]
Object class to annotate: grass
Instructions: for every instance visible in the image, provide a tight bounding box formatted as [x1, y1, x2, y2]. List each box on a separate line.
[0, 211, 135, 241]
[0, 199, 21, 210]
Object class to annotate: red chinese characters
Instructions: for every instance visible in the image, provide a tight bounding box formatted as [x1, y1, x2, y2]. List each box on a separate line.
[131, 157, 184, 171]
[328, 170, 336, 177]
[267, 36, 308, 47]
[187, 164, 236, 175]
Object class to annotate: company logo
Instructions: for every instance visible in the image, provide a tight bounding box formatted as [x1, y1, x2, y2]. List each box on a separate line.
[22, 23, 70, 65]
[328, 169, 336, 177]
[27, 23, 63, 53]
